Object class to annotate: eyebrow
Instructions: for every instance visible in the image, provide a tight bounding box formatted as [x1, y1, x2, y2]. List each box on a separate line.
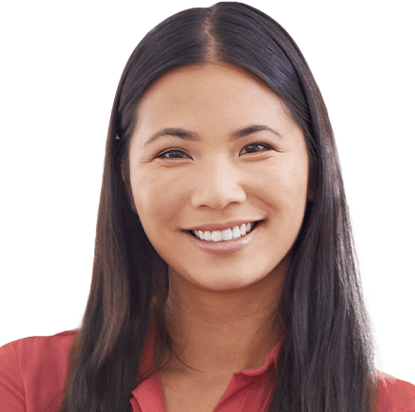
[142, 125, 283, 148]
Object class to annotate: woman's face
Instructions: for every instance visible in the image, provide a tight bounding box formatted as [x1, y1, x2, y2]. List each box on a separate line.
[128, 63, 312, 291]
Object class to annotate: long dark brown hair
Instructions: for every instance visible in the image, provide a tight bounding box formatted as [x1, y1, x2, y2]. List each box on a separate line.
[59, 2, 377, 411]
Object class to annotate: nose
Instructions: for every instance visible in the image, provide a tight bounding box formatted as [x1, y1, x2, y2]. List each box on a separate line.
[190, 158, 246, 210]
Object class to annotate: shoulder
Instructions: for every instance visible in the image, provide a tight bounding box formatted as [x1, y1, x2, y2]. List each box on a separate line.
[0, 330, 77, 412]
[376, 371, 415, 412]
[0, 330, 77, 381]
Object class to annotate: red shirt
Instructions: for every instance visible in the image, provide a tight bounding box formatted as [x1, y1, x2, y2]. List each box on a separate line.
[1, 323, 415, 412]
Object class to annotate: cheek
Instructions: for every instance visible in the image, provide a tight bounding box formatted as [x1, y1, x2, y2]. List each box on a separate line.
[255, 159, 309, 209]
[131, 170, 186, 227]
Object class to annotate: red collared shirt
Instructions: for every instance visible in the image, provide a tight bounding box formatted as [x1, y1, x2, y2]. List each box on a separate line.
[1, 324, 414, 412]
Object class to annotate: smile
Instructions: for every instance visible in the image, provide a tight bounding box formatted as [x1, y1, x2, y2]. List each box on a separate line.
[184, 220, 265, 255]
[190, 221, 259, 242]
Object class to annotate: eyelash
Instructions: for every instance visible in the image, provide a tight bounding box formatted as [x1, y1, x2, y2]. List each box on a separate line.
[157, 143, 273, 159]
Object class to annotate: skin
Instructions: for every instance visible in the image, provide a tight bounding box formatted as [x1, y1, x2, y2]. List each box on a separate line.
[128, 63, 313, 390]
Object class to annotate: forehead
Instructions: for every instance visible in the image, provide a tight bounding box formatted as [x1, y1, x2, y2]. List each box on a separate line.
[141, 64, 286, 113]
[142, 63, 271, 96]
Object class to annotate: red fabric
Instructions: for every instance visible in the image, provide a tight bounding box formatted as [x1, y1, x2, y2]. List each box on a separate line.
[1, 324, 414, 412]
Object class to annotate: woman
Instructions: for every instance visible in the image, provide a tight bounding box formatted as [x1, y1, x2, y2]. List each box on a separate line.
[0, 2, 414, 411]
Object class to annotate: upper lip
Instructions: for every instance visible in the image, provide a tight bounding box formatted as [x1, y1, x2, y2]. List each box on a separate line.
[185, 220, 262, 232]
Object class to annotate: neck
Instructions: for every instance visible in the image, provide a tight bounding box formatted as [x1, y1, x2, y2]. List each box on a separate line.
[158, 256, 288, 377]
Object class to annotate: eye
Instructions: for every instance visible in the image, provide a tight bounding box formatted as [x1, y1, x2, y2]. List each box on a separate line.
[239, 143, 272, 155]
[157, 149, 186, 159]
[157, 143, 272, 159]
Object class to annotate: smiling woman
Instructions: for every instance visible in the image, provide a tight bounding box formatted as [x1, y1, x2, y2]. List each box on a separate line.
[0, 2, 414, 412]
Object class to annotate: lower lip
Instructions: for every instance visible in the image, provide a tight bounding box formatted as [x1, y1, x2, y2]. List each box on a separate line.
[184, 221, 262, 255]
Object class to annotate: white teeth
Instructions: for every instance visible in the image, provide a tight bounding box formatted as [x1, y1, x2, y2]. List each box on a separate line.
[192, 222, 257, 242]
